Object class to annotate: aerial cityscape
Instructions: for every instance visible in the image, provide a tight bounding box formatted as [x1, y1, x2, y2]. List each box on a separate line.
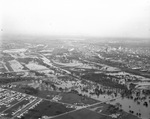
[1, 0, 150, 118]
[0, 36, 150, 119]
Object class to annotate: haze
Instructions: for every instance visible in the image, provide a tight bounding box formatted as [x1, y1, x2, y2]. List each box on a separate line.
[1, 0, 150, 38]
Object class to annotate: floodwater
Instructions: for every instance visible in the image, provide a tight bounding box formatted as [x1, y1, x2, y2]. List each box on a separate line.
[77, 87, 150, 119]
[110, 94, 150, 119]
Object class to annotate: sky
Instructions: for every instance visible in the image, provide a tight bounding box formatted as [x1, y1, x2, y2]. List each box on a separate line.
[1, 0, 150, 38]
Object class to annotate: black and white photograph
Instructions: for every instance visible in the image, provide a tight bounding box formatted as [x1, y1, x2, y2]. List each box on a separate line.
[0, 0, 150, 119]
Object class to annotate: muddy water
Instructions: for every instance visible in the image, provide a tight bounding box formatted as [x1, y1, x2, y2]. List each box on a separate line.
[77, 87, 150, 119]
[110, 95, 150, 119]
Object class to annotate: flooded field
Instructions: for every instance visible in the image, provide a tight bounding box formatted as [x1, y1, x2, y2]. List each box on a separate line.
[110, 95, 150, 119]
[76, 84, 150, 119]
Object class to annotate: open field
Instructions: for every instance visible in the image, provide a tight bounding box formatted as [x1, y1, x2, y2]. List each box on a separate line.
[21, 100, 74, 119]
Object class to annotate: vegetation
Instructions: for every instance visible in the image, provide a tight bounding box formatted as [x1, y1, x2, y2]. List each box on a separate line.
[0, 77, 35, 84]
[21, 86, 39, 95]
[81, 73, 127, 90]
[22, 100, 73, 119]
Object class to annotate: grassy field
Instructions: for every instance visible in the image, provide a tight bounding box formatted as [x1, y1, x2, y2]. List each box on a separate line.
[81, 73, 127, 90]
[53, 108, 112, 119]
[22, 100, 74, 119]
[88, 103, 139, 119]
[53, 103, 139, 119]
[60, 92, 98, 105]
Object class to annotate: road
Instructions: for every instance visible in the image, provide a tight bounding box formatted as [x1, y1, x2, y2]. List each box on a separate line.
[11, 98, 42, 119]
[1, 88, 75, 119]
[0, 97, 25, 115]
[48, 96, 121, 119]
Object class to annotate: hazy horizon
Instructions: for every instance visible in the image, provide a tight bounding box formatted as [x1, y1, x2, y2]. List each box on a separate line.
[1, 0, 150, 38]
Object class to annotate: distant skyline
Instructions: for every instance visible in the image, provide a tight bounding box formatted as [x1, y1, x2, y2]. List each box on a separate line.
[1, 0, 150, 38]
